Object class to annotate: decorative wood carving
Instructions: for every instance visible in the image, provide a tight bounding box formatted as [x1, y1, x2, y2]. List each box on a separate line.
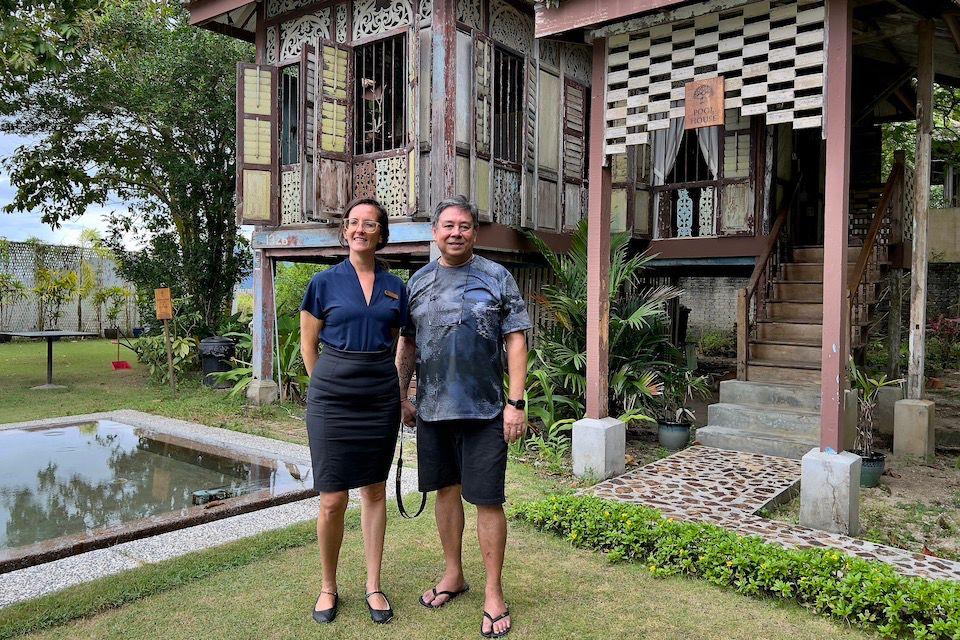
[563, 44, 591, 85]
[375, 155, 408, 217]
[676, 189, 693, 237]
[336, 4, 348, 43]
[539, 39, 559, 69]
[353, 0, 413, 40]
[354, 160, 377, 199]
[281, 167, 303, 224]
[457, 0, 482, 31]
[267, 0, 314, 18]
[494, 167, 522, 225]
[279, 11, 331, 60]
[490, 0, 532, 55]
[266, 27, 278, 64]
[698, 187, 714, 236]
[419, 0, 433, 22]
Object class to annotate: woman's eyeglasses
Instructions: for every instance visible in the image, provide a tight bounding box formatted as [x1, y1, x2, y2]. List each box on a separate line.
[344, 218, 381, 232]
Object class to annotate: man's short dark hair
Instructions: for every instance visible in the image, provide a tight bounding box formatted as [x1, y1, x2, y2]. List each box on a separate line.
[433, 195, 479, 229]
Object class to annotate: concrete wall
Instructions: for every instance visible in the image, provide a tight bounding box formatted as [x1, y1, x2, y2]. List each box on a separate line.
[678, 275, 748, 334]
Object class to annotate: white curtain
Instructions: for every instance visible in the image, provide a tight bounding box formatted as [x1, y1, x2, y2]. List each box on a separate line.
[652, 116, 686, 186]
[696, 125, 721, 179]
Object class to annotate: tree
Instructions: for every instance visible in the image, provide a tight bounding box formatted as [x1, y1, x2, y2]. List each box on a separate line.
[1, 1, 253, 332]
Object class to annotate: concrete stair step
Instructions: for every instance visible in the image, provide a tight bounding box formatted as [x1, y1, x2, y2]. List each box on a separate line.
[756, 321, 822, 343]
[708, 402, 820, 436]
[766, 301, 823, 322]
[695, 424, 818, 460]
[718, 379, 821, 412]
[749, 340, 821, 364]
[746, 361, 821, 384]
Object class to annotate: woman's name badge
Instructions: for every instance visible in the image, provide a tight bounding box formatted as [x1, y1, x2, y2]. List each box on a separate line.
[385, 290, 400, 300]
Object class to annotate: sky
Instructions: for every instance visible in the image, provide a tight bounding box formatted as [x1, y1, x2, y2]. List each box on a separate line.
[0, 133, 135, 249]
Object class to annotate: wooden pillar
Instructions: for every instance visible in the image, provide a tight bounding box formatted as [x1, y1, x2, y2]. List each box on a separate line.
[907, 21, 934, 400]
[888, 149, 906, 379]
[430, 0, 457, 213]
[254, 2, 266, 64]
[585, 37, 611, 420]
[819, 0, 852, 452]
[251, 249, 276, 382]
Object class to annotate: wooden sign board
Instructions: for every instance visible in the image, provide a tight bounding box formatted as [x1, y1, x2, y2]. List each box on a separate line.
[154, 288, 173, 320]
[684, 77, 725, 129]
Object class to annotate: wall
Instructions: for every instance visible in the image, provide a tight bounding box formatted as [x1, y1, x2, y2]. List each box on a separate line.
[928, 208, 960, 263]
[677, 275, 748, 334]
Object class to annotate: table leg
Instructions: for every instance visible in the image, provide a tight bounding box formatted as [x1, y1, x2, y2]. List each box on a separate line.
[47, 338, 53, 385]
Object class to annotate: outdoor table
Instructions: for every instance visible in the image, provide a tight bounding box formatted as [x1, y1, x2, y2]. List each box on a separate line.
[0, 331, 99, 390]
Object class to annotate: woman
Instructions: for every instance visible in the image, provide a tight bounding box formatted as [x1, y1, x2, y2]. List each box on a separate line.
[300, 197, 407, 625]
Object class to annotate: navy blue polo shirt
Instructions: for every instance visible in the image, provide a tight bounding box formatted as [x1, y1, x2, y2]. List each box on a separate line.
[300, 260, 408, 352]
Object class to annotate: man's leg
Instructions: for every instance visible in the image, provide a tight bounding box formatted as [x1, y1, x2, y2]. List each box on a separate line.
[477, 504, 510, 636]
[421, 483, 468, 606]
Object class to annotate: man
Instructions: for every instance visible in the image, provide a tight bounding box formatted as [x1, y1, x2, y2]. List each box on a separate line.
[396, 195, 530, 638]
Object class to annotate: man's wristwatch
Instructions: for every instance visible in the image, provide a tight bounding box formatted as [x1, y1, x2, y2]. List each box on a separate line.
[506, 397, 526, 410]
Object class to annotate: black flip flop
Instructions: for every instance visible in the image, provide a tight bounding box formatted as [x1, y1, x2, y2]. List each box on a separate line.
[481, 609, 511, 638]
[419, 583, 470, 609]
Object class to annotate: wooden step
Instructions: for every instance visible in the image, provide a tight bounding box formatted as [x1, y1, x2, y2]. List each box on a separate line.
[750, 340, 821, 364]
[765, 301, 823, 322]
[792, 246, 864, 262]
[746, 360, 821, 385]
[772, 282, 822, 301]
[756, 321, 822, 343]
[781, 263, 823, 281]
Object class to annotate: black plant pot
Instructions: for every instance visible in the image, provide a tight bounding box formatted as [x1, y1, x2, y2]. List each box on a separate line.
[859, 453, 885, 488]
[657, 420, 691, 451]
[0, 334, 10, 344]
[103, 328, 119, 339]
[199, 336, 236, 389]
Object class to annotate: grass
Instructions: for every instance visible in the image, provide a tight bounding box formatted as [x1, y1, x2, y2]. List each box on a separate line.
[0, 338, 874, 639]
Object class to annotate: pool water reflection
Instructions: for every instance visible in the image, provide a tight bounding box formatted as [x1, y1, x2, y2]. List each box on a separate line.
[0, 420, 310, 551]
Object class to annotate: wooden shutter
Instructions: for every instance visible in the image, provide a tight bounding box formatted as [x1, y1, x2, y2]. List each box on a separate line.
[520, 54, 537, 229]
[474, 32, 493, 221]
[314, 40, 353, 220]
[237, 63, 279, 226]
[300, 44, 317, 218]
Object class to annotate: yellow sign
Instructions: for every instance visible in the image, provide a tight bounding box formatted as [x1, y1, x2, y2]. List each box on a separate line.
[684, 77, 725, 129]
[154, 288, 173, 320]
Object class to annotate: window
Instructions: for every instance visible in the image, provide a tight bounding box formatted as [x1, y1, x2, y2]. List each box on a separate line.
[354, 34, 406, 155]
[279, 65, 299, 165]
[492, 47, 523, 165]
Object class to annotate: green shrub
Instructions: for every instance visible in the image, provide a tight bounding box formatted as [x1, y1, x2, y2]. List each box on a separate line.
[274, 263, 326, 314]
[511, 495, 960, 639]
[696, 329, 736, 358]
[132, 334, 199, 383]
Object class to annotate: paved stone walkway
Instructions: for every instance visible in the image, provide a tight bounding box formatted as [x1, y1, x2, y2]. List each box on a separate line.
[591, 446, 960, 582]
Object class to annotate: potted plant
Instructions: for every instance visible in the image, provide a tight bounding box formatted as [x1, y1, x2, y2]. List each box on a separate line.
[848, 359, 904, 488]
[656, 365, 710, 450]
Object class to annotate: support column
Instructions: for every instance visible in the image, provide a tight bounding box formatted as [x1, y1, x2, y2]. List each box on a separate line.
[248, 248, 278, 405]
[818, 0, 852, 452]
[430, 0, 456, 213]
[573, 36, 622, 481]
[907, 21, 934, 400]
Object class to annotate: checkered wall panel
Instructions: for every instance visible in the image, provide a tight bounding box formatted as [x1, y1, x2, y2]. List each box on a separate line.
[604, 0, 825, 155]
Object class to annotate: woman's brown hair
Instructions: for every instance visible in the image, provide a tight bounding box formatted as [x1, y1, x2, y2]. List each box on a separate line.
[340, 197, 390, 250]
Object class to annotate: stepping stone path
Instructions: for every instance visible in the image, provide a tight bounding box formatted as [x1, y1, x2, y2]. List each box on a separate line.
[591, 445, 960, 582]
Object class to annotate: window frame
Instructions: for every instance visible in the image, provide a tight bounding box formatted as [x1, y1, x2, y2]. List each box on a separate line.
[352, 31, 408, 159]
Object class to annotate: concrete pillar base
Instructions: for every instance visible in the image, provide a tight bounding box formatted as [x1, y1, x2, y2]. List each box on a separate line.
[246, 379, 279, 406]
[572, 417, 625, 481]
[799, 448, 861, 535]
[893, 399, 936, 460]
[877, 386, 904, 436]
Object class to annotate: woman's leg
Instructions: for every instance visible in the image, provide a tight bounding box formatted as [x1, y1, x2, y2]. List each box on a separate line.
[316, 490, 349, 610]
[359, 481, 389, 609]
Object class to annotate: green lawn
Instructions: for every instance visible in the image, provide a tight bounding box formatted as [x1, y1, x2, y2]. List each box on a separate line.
[0, 339, 874, 639]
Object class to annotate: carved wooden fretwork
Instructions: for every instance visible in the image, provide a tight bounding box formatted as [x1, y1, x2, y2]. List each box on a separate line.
[563, 44, 591, 84]
[698, 187, 714, 236]
[604, 0, 826, 154]
[336, 4, 348, 43]
[279, 11, 331, 60]
[268, 0, 314, 18]
[676, 189, 693, 237]
[266, 27, 278, 64]
[419, 0, 433, 22]
[490, 0, 532, 55]
[281, 168, 303, 225]
[353, 0, 413, 40]
[375, 155, 408, 217]
[354, 160, 377, 199]
[493, 167, 521, 225]
[457, 0, 482, 31]
[475, 36, 492, 156]
[539, 39, 559, 69]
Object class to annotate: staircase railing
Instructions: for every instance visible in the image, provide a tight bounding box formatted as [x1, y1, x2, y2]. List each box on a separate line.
[847, 153, 905, 352]
[737, 180, 801, 381]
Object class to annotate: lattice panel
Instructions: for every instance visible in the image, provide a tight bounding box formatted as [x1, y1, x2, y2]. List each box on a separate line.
[494, 167, 522, 225]
[475, 36, 492, 156]
[268, 0, 314, 18]
[354, 160, 377, 199]
[280, 11, 331, 60]
[266, 27, 278, 65]
[281, 167, 303, 224]
[604, 0, 825, 154]
[698, 187, 715, 236]
[490, 0, 532, 55]
[540, 40, 559, 69]
[353, 0, 413, 40]
[902, 166, 915, 242]
[336, 4, 348, 43]
[457, 0, 482, 31]
[564, 44, 592, 84]
[375, 155, 408, 217]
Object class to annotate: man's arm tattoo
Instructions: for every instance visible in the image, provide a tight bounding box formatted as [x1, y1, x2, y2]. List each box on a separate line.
[396, 338, 416, 397]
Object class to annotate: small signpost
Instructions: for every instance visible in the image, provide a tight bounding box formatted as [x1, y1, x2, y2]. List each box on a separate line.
[684, 76, 725, 129]
[155, 287, 175, 391]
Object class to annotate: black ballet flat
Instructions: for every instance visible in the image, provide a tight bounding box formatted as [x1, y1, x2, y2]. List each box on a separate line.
[365, 590, 394, 624]
[312, 591, 339, 624]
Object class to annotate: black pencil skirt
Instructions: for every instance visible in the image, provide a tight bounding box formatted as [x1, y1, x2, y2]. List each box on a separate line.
[305, 346, 400, 493]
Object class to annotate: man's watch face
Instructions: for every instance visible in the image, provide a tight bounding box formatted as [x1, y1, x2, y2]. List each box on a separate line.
[509, 398, 526, 410]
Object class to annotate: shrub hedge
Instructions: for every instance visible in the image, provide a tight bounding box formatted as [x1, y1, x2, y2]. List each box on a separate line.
[511, 495, 960, 639]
